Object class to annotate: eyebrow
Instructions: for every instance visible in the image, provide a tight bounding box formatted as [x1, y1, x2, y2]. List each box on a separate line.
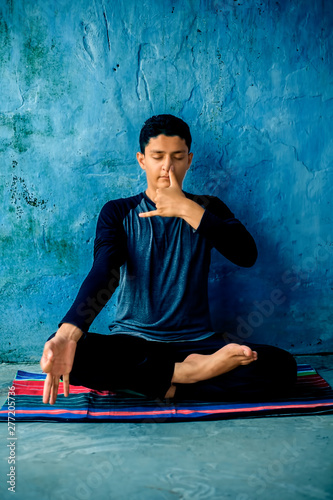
[149, 149, 187, 154]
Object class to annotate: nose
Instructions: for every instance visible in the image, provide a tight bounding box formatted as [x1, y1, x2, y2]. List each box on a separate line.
[162, 155, 173, 173]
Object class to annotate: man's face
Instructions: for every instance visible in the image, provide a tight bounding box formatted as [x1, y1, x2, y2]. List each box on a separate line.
[136, 134, 193, 194]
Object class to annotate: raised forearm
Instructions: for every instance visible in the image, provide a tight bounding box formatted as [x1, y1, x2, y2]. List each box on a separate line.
[178, 198, 205, 230]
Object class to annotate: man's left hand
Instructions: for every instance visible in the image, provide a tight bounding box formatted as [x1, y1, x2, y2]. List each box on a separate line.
[139, 167, 187, 219]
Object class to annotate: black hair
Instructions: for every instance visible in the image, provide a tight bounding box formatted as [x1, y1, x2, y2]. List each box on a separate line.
[139, 114, 192, 153]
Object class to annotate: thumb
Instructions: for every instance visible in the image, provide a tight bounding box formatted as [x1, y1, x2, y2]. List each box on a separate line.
[41, 347, 54, 371]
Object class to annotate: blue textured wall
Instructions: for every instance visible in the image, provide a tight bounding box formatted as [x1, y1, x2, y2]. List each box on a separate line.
[0, 0, 332, 361]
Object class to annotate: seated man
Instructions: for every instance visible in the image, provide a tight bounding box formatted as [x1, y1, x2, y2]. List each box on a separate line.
[40, 114, 297, 405]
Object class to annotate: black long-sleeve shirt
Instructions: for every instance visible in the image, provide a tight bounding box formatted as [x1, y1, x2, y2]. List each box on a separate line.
[60, 190, 257, 341]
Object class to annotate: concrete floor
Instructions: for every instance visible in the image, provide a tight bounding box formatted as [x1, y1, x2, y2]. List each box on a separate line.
[0, 356, 333, 500]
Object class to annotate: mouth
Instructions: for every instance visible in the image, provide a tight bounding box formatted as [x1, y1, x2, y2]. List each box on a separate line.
[159, 176, 170, 179]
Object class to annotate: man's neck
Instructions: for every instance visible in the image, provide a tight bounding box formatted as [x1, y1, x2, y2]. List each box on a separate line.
[144, 188, 156, 203]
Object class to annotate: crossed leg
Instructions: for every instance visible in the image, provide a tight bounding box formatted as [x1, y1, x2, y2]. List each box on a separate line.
[46, 332, 297, 401]
[164, 343, 258, 398]
[170, 341, 298, 402]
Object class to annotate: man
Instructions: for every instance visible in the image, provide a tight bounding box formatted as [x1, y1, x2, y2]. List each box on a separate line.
[41, 114, 297, 405]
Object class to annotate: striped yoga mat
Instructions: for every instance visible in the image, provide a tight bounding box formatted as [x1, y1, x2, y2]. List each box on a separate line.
[1, 364, 333, 422]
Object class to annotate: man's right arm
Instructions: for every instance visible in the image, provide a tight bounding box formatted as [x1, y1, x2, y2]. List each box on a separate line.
[41, 201, 126, 404]
[59, 200, 127, 332]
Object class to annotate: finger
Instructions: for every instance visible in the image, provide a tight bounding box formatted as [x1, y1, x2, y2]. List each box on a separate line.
[138, 210, 159, 218]
[169, 166, 179, 186]
[43, 373, 53, 404]
[63, 374, 70, 398]
[50, 377, 60, 405]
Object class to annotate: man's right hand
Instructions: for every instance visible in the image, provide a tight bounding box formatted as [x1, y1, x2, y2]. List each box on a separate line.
[40, 324, 83, 405]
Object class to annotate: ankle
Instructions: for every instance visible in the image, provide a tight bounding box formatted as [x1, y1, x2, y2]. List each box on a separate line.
[171, 359, 200, 384]
[164, 384, 176, 399]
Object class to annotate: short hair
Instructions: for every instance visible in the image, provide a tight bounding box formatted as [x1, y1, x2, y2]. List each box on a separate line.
[139, 114, 192, 153]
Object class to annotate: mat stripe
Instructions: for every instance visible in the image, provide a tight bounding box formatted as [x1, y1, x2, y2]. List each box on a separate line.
[1, 364, 332, 422]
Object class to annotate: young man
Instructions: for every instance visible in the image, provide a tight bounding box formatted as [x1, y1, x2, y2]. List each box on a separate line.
[41, 114, 297, 405]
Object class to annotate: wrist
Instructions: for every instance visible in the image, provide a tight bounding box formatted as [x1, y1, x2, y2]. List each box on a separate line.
[179, 197, 195, 217]
[57, 323, 83, 342]
[179, 198, 205, 229]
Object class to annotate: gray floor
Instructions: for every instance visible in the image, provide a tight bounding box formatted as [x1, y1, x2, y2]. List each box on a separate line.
[0, 356, 333, 500]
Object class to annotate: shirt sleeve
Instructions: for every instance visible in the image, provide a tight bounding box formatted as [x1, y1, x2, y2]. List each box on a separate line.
[59, 201, 127, 331]
[194, 195, 258, 267]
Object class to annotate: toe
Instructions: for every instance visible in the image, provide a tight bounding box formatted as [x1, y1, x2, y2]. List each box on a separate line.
[241, 345, 253, 357]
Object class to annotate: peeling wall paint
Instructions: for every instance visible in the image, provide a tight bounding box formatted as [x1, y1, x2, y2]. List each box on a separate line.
[0, 0, 332, 361]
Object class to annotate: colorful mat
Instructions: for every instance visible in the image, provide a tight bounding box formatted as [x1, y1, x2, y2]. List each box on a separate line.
[1, 364, 333, 422]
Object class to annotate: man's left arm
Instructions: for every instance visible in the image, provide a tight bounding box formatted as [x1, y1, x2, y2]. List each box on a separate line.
[188, 195, 258, 268]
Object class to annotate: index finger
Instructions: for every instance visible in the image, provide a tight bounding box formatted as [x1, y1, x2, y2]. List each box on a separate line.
[138, 210, 159, 218]
[43, 372, 53, 404]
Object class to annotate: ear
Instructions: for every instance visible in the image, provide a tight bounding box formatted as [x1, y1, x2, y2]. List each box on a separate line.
[136, 152, 145, 170]
[186, 152, 194, 171]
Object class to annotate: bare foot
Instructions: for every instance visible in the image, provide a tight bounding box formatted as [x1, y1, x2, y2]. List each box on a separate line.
[163, 343, 258, 398]
[172, 343, 258, 385]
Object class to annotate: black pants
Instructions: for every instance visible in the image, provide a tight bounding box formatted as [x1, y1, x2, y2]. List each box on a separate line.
[47, 332, 298, 401]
